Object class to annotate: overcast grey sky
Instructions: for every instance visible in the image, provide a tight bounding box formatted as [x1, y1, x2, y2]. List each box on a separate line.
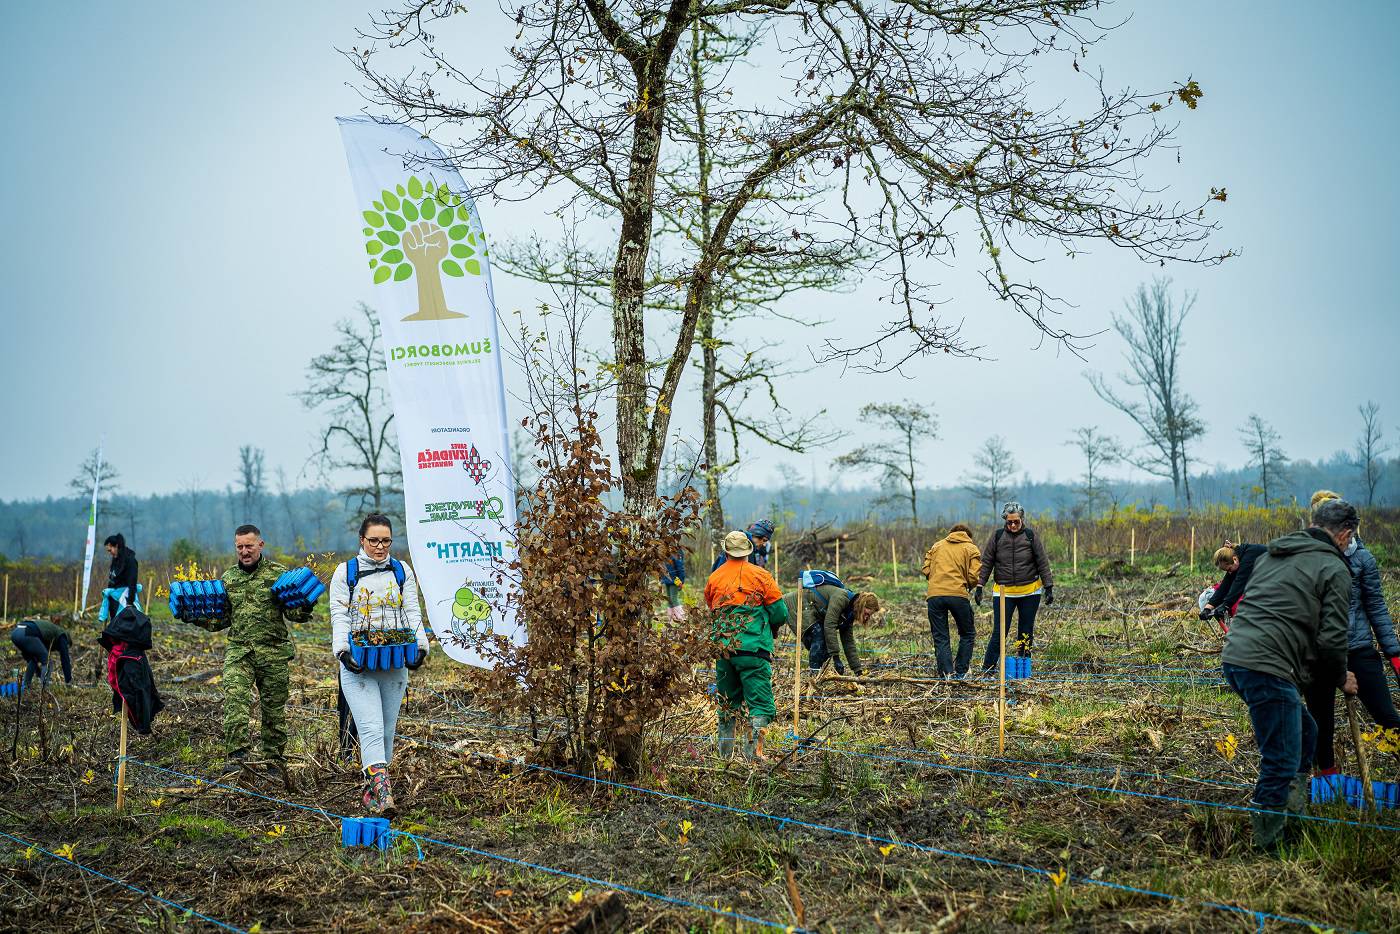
[2, 2, 1397, 502]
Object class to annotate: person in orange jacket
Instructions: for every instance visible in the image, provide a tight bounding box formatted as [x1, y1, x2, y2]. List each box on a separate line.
[704, 530, 789, 762]
[922, 523, 982, 678]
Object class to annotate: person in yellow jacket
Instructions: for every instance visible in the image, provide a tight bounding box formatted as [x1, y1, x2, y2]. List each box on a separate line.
[921, 523, 982, 678]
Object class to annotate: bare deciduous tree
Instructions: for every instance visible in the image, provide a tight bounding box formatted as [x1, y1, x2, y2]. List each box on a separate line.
[299, 303, 401, 516]
[1089, 279, 1206, 508]
[1238, 414, 1288, 507]
[1066, 426, 1121, 515]
[275, 467, 301, 548]
[964, 435, 1019, 519]
[69, 448, 120, 511]
[351, 2, 1227, 512]
[1353, 401, 1390, 507]
[237, 445, 266, 524]
[834, 401, 937, 525]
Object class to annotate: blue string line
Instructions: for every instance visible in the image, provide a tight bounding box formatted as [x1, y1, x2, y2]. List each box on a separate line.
[797, 740, 1399, 833]
[120, 759, 804, 933]
[0, 829, 249, 933]
[397, 736, 1350, 933]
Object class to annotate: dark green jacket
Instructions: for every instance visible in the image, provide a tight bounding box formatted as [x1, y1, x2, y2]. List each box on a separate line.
[22, 618, 67, 646]
[782, 585, 862, 676]
[195, 558, 311, 648]
[1221, 529, 1350, 689]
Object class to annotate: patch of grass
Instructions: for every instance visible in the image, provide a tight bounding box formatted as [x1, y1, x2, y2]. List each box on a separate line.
[156, 813, 248, 843]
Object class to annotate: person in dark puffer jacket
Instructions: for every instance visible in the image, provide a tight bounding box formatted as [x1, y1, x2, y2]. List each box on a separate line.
[977, 502, 1054, 672]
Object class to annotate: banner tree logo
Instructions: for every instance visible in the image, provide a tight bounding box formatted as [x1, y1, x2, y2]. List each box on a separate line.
[362, 175, 485, 321]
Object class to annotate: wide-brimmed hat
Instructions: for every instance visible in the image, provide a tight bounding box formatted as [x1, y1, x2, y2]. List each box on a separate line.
[722, 530, 754, 557]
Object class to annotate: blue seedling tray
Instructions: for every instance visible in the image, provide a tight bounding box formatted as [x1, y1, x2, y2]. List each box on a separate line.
[0, 682, 21, 698]
[349, 640, 418, 671]
[340, 816, 392, 849]
[1005, 657, 1032, 680]
[272, 567, 326, 610]
[168, 579, 230, 622]
[1311, 773, 1400, 809]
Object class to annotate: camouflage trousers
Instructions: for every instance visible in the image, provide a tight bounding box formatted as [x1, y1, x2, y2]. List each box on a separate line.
[222, 642, 293, 761]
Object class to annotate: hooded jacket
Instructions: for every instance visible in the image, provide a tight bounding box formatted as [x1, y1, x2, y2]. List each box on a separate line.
[107, 539, 139, 607]
[1208, 543, 1266, 616]
[1345, 542, 1400, 656]
[1221, 529, 1351, 689]
[922, 530, 982, 598]
[99, 607, 164, 734]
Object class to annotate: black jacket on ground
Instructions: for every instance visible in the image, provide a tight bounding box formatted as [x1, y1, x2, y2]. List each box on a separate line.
[107, 543, 139, 607]
[100, 607, 164, 734]
[1209, 542, 1267, 615]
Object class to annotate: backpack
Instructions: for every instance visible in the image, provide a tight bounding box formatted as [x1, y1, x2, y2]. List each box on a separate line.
[345, 558, 406, 594]
[801, 570, 856, 623]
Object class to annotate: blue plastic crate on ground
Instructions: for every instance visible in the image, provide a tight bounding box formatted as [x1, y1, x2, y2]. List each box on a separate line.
[1005, 657, 1032, 680]
[272, 567, 326, 611]
[0, 681, 21, 698]
[1310, 773, 1400, 809]
[340, 816, 392, 849]
[168, 579, 230, 622]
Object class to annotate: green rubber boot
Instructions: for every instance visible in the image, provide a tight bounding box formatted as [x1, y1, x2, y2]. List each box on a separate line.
[1250, 806, 1288, 854]
[1286, 774, 1309, 814]
[717, 720, 735, 759]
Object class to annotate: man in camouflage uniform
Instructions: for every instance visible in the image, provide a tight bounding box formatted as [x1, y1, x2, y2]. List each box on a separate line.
[194, 524, 311, 777]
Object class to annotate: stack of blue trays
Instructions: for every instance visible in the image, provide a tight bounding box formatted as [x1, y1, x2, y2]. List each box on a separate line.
[168, 580, 230, 622]
[0, 682, 21, 698]
[1311, 773, 1400, 809]
[349, 637, 419, 671]
[272, 567, 326, 610]
[341, 817, 392, 849]
[1005, 657, 1032, 680]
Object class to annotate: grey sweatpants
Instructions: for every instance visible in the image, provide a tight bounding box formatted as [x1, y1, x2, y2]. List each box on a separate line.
[339, 666, 408, 770]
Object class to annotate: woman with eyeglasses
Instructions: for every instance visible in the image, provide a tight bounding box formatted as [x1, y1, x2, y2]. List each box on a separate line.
[328, 513, 430, 816]
[976, 502, 1054, 673]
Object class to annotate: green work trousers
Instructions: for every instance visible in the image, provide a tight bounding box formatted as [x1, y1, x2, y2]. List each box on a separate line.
[222, 642, 292, 761]
[716, 654, 775, 727]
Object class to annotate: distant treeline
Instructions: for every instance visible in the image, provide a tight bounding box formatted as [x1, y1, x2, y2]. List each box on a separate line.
[1, 452, 1394, 561]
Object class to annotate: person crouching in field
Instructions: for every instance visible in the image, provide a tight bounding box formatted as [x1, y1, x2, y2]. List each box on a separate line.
[1221, 499, 1359, 853]
[1200, 543, 1266, 630]
[705, 530, 788, 763]
[10, 617, 73, 691]
[922, 524, 981, 679]
[977, 502, 1054, 673]
[780, 574, 879, 679]
[1302, 491, 1400, 781]
[330, 513, 429, 817]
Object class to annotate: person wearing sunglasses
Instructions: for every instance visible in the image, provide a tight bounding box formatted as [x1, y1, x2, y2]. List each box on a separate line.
[976, 502, 1054, 673]
[329, 513, 430, 816]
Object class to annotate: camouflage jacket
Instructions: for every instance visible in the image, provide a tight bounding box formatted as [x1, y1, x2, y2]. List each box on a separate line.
[198, 558, 311, 647]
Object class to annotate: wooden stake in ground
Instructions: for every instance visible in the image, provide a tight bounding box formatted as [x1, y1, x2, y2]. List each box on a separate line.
[116, 699, 129, 810]
[997, 587, 1007, 754]
[145, 575, 153, 612]
[792, 584, 804, 735]
[72, 570, 80, 620]
[2, 573, 8, 622]
[1072, 528, 1078, 576]
[891, 538, 899, 586]
[1190, 526, 1196, 573]
[835, 539, 841, 578]
[1346, 695, 1376, 811]
[1130, 527, 1136, 566]
[772, 538, 779, 583]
